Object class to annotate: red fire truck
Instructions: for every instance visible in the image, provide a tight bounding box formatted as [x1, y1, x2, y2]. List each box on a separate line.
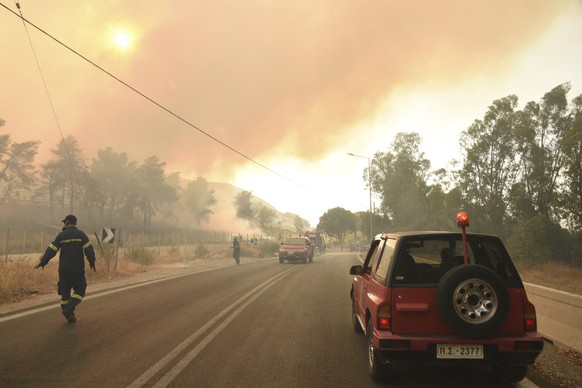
[305, 230, 326, 254]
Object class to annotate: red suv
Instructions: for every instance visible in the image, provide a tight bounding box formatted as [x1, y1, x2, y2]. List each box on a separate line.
[349, 212, 543, 383]
[279, 237, 314, 264]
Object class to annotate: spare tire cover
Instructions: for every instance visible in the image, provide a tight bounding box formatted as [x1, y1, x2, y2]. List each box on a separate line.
[436, 264, 510, 337]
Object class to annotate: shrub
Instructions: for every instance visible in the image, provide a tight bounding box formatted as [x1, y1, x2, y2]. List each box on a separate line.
[127, 246, 154, 265]
[194, 245, 210, 258]
[256, 240, 279, 258]
[507, 216, 572, 263]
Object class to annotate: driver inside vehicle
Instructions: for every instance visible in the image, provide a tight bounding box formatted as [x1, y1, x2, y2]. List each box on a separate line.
[396, 248, 417, 280]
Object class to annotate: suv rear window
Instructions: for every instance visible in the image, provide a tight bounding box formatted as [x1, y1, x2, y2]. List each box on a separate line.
[391, 235, 521, 286]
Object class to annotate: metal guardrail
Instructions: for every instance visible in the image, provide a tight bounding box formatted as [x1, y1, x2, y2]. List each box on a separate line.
[525, 283, 582, 353]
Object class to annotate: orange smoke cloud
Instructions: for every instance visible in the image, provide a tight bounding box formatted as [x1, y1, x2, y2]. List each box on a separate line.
[0, 0, 573, 181]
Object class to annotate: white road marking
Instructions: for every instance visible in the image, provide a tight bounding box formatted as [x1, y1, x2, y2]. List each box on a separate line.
[127, 265, 300, 387]
[0, 265, 238, 323]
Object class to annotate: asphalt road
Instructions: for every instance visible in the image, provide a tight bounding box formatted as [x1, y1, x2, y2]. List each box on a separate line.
[0, 252, 539, 387]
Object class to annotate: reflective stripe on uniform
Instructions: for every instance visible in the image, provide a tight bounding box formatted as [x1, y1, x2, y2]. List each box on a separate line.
[61, 238, 83, 244]
[49, 243, 59, 252]
[71, 294, 84, 301]
[83, 242, 92, 249]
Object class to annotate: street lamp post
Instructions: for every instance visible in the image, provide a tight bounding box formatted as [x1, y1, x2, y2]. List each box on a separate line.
[347, 152, 373, 241]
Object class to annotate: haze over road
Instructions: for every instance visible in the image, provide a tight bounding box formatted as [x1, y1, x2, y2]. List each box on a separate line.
[1, 253, 538, 387]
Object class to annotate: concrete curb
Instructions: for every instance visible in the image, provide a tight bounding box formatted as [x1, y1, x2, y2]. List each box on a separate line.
[524, 282, 582, 353]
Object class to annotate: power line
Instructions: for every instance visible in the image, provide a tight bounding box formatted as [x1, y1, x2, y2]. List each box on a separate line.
[1, 1, 309, 191]
[11, 0, 95, 229]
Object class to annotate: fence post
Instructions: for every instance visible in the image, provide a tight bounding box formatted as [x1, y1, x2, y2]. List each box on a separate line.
[4, 229, 9, 262]
[114, 226, 120, 271]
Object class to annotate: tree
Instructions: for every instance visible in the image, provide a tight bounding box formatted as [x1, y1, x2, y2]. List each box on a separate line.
[426, 167, 464, 230]
[0, 119, 40, 204]
[318, 207, 356, 249]
[234, 190, 254, 220]
[184, 177, 217, 225]
[370, 132, 432, 230]
[87, 147, 137, 225]
[131, 156, 178, 231]
[559, 93, 582, 233]
[458, 96, 521, 236]
[506, 215, 572, 263]
[513, 84, 574, 224]
[40, 136, 89, 218]
[256, 205, 276, 232]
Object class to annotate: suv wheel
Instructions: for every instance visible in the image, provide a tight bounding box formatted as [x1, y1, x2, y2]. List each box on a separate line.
[367, 319, 391, 381]
[436, 264, 509, 337]
[492, 363, 528, 383]
[279, 257, 284, 264]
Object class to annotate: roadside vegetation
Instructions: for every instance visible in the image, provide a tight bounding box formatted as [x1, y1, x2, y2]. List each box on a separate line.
[0, 239, 280, 305]
[0, 257, 139, 305]
[319, 83, 582, 269]
[514, 258, 582, 295]
[2, 241, 581, 306]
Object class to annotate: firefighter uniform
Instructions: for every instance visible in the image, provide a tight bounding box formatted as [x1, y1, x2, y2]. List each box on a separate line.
[36, 215, 96, 323]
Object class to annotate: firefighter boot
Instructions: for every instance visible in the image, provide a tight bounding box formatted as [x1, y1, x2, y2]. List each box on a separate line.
[62, 295, 82, 323]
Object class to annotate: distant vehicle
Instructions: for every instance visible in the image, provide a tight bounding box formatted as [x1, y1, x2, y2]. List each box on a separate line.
[279, 237, 314, 264]
[349, 211, 543, 383]
[305, 231, 326, 254]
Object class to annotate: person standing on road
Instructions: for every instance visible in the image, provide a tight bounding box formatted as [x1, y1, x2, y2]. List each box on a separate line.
[232, 236, 240, 265]
[34, 214, 96, 323]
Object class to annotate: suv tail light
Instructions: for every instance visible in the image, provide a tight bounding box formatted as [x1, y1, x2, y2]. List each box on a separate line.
[377, 303, 391, 330]
[524, 300, 537, 332]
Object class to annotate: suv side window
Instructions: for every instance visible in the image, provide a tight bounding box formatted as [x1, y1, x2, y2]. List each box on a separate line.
[374, 238, 395, 283]
[363, 239, 383, 275]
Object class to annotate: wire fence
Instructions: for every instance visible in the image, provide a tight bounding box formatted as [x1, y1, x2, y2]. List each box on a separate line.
[1, 227, 276, 263]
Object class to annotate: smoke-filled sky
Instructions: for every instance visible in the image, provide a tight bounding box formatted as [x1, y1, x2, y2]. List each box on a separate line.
[1, 1, 582, 227]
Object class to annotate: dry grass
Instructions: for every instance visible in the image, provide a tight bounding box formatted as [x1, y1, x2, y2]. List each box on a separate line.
[0, 252, 180, 305]
[3, 251, 580, 306]
[515, 259, 582, 294]
[0, 242, 254, 305]
[0, 257, 57, 303]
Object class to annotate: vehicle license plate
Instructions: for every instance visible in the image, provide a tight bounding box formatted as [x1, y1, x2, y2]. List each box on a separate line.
[436, 344, 483, 359]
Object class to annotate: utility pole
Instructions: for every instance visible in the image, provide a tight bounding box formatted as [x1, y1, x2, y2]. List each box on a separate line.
[347, 153, 373, 241]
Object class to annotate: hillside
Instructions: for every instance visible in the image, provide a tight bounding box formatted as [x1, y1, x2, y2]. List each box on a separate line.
[205, 182, 310, 235]
[0, 181, 310, 237]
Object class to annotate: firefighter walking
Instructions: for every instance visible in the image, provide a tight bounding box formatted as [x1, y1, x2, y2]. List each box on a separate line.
[232, 236, 240, 265]
[35, 214, 96, 323]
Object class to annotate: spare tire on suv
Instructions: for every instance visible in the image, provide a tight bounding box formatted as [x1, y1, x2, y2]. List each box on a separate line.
[436, 264, 510, 337]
